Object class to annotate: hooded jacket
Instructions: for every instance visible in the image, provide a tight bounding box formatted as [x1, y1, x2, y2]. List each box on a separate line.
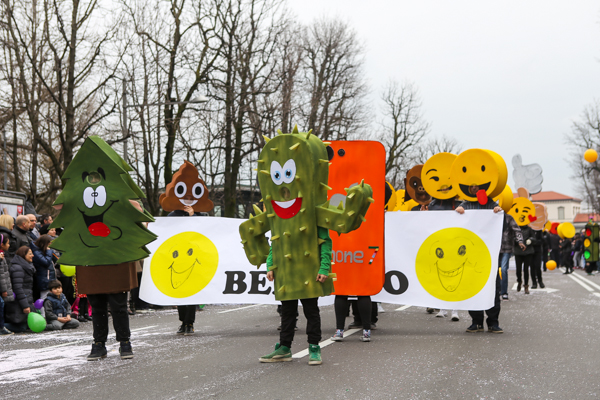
[30, 242, 55, 291]
[0, 252, 14, 302]
[4, 254, 35, 325]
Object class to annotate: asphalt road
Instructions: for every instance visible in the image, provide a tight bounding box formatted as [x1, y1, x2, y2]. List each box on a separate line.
[2, 267, 600, 400]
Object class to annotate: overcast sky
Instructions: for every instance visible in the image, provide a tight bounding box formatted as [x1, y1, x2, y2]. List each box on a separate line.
[288, 0, 600, 200]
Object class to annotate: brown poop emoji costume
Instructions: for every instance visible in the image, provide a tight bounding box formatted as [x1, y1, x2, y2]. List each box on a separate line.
[404, 164, 431, 205]
[159, 161, 214, 212]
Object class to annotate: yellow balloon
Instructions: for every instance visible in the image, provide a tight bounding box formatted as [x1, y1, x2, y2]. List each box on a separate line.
[415, 227, 491, 301]
[494, 184, 514, 213]
[584, 149, 598, 163]
[61, 265, 76, 277]
[558, 222, 576, 239]
[546, 260, 557, 270]
[151, 232, 219, 298]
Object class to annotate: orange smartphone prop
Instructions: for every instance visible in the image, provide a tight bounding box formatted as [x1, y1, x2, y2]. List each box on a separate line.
[328, 141, 386, 296]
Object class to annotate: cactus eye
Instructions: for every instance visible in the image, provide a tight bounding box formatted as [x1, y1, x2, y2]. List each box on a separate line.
[270, 161, 284, 186]
[281, 159, 296, 184]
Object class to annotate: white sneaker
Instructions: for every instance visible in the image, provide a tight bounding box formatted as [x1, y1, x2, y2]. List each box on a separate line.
[436, 310, 447, 318]
[377, 303, 385, 313]
[331, 329, 344, 342]
[451, 311, 459, 321]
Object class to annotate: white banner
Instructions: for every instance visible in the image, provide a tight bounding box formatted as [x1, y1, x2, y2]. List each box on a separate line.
[373, 210, 503, 310]
[140, 211, 502, 309]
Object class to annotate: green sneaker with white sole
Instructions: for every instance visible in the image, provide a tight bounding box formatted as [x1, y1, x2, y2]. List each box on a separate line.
[259, 343, 292, 363]
[308, 344, 322, 365]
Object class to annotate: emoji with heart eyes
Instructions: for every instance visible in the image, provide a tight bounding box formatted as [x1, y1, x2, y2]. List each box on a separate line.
[160, 161, 214, 213]
[508, 187, 537, 226]
[450, 149, 507, 205]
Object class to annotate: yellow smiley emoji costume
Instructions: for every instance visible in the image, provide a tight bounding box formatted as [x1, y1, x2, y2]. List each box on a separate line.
[508, 188, 537, 226]
[422, 153, 458, 200]
[450, 149, 507, 206]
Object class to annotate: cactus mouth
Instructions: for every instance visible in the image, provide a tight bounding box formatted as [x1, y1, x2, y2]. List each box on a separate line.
[179, 199, 198, 206]
[272, 198, 303, 219]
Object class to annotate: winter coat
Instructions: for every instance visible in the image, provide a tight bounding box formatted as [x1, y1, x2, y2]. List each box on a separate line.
[4, 254, 35, 325]
[513, 225, 537, 256]
[9, 226, 30, 259]
[30, 242, 55, 291]
[0, 226, 17, 259]
[43, 292, 72, 322]
[427, 197, 458, 211]
[0, 253, 14, 302]
[501, 214, 524, 254]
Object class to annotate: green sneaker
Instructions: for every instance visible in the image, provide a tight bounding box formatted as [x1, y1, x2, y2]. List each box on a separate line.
[259, 343, 292, 363]
[308, 344, 322, 365]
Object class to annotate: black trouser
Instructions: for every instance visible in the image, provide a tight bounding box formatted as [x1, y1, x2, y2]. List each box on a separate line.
[337, 296, 371, 330]
[532, 249, 543, 285]
[177, 305, 196, 325]
[79, 297, 89, 317]
[515, 254, 534, 285]
[351, 300, 378, 325]
[586, 261, 597, 274]
[280, 298, 321, 348]
[469, 271, 501, 328]
[87, 292, 130, 343]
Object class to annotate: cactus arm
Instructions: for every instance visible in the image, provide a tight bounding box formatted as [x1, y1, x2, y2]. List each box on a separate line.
[317, 227, 332, 276]
[316, 181, 374, 234]
[239, 210, 271, 267]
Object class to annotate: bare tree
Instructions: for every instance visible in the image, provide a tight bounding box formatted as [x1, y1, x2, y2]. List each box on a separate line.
[378, 80, 430, 188]
[566, 100, 600, 212]
[299, 18, 369, 141]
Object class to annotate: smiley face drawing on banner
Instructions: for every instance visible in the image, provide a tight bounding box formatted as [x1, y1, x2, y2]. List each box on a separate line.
[415, 227, 491, 302]
[150, 231, 219, 298]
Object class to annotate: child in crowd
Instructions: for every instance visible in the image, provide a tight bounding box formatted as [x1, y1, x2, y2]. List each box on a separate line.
[44, 280, 80, 330]
[0, 234, 15, 335]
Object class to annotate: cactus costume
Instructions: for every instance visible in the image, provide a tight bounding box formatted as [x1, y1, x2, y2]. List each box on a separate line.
[239, 126, 373, 364]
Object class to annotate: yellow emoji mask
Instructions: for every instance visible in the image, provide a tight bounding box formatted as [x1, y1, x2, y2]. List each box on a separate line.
[450, 149, 507, 205]
[508, 187, 537, 226]
[422, 153, 458, 200]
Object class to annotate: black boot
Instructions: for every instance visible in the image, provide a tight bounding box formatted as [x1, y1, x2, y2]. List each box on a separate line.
[87, 342, 107, 361]
[119, 341, 134, 360]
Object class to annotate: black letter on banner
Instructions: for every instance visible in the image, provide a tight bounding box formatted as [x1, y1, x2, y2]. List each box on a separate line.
[223, 271, 247, 294]
[249, 271, 272, 295]
[384, 271, 409, 295]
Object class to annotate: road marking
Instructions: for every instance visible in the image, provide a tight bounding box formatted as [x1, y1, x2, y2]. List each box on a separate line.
[593, 293, 600, 298]
[511, 282, 557, 293]
[218, 304, 263, 314]
[292, 328, 361, 359]
[395, 305, 412, 311]
[39, 325, 158, 350]
[573, 273, 600, 291]
[568, 273, 594, 292]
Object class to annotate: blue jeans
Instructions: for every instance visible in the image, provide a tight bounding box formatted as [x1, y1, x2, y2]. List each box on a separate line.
[499, 252, 511, 295]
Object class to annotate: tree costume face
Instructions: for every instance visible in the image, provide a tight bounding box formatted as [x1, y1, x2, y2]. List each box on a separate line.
[159, 161, 213, 212]
[239, 127, 373, 301]
[50, 136, 157, 266]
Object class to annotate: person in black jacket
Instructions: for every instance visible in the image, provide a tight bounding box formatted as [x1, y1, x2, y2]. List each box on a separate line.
[560, 237, 573, 274]
[9, 216, 31, 259]
[0, 234, 15, 335]
[30, 235, 56, 306]
[43, 280, 79, 330]
[513, 224, 537, 294]
[531, 229, 545, 289]
[4, 246, 36, 333]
